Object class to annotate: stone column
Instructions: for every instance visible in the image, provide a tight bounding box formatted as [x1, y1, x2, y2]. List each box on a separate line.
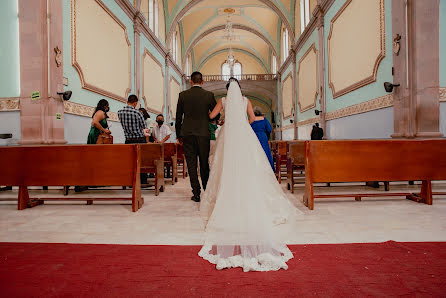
[134, 15, 143, 99]
[19, 0, 65, 144]
[392, 0, 442, 138]
[165, 54, 171, 122]
[315, 6, 327, 137]
[290, 48, 298, 140]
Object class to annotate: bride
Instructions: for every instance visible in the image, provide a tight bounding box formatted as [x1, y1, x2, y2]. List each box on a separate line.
[198, 78, 301, 272]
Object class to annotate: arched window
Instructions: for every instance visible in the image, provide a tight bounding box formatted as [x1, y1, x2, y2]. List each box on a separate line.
[300, 0, 310, 33]
[185, 55, 191, 76]
[233, 62, 242, 79]
[282, 28, 289, 62]
[172, 32, 178, 63]
[221, 62, 231, 80]
[148, 0, 159, 37]
[221, 62, 242, 80]
[272, 55, 277, 74]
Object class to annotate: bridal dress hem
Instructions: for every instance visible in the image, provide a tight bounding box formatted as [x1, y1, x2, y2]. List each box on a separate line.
[198, 81, 301, 272]
[198, 243, 293, 272]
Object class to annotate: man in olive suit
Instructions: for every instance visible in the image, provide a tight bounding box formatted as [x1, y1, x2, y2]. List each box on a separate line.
[175, 72, 219, 202]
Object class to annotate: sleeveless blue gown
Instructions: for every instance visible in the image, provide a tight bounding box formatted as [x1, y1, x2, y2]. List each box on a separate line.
[250, 118, 275, 172]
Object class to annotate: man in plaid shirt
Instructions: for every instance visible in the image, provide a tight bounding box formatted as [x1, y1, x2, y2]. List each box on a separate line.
[118, 94, 148, 184]
[118, 94, 147, 144]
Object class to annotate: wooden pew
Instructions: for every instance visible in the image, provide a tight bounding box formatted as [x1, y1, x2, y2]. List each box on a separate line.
[139, 143, 165, 196]
[163, 143, 178, 185]
[303, 140, 446, 210]
[286, 141, 306, 193]
[0, 144, 143, 212]
[273, 141, 287, 183]
[177, 143, 188, 178]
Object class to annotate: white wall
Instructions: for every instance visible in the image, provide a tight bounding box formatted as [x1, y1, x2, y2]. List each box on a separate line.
[0, 111, 21, 146]
[64, 114, 125, 144]
[282, 128, 294, 140]
[297, 123, 313, 140]
[326, 107, 394, 139]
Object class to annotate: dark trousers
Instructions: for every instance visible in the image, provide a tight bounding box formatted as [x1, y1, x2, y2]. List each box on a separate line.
[125, 137, 148, 183]
[183, 135, 210, 197]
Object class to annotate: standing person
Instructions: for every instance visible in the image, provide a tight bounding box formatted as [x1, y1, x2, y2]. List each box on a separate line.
[87, 99, 111, 144]
[139, 107, 152, 143]
[175, 71, 219, 202]
[152, 114, 171, 144]
[118, 94, 148, 184]
[198, 78, 301, 272]
[250, 106, 275, 172]
[311, 123, 324, 140]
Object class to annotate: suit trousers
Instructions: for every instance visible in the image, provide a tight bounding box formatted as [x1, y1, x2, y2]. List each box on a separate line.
[183, 135, 210, 197]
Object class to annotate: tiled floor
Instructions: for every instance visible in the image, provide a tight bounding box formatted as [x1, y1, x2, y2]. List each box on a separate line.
[0, 179, 445, 245]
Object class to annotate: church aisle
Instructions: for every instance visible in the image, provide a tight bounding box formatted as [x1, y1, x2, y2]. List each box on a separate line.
[0, 180, 445, 245]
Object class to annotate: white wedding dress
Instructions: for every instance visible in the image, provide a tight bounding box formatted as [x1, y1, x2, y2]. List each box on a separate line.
[198, 81, 301, 272]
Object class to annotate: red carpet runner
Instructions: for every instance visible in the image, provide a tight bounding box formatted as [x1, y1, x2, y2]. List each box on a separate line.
[0, 241, 445, 297]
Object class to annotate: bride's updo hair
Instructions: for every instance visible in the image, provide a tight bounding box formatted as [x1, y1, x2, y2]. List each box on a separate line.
[226, 77, 241, 90]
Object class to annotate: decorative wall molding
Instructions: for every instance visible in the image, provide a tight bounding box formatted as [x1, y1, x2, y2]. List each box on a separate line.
[296, 116, 320, 127]
[64, 101, 120, 122]
[440, 87, 446, 102]
[281, 123, 295, 131]
[0, 98, 20, 111]
[71, 0, 132, 102]
[297, 43, 319, 112]
[327, 0, 386, 99]
[325, 94, 393, 121]
[141, 48, 165, 114]
[281, 73, 294, 120]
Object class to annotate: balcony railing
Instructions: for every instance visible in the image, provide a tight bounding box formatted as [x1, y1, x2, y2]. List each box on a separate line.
[186, 74, 278, 82]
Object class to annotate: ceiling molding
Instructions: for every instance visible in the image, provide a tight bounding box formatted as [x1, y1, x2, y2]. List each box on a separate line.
[183, 24, 278, 61]
[196, 48, 270, 73]
[167, 0, 294, 49]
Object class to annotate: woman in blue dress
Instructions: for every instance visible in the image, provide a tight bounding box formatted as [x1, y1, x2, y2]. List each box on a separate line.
[250, 107, 275, 172]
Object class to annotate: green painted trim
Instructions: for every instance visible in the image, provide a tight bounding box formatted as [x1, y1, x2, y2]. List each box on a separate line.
[179, 21, 185, 58]
[276, 18, 282, 57]
[241, 8, 279, 53]
[182, 8, 218, 58]
[195, 40, 224, 67]
[196, 48, 269, 73]
[191, 49, 196, 70]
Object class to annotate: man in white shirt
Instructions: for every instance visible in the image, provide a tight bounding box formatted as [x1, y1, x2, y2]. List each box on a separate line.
[152, 114, 171, 143]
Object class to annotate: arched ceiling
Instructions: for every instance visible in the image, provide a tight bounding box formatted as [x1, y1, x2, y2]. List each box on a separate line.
[163, 0, 295, 74]
[132, 0, 295, 74]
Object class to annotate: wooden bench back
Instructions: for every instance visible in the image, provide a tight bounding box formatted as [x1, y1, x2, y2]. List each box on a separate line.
[277, 141, 287, 156]
[140, 143, 164, 169]
[306, 140, 446, 182]
[0, 145, 138, 186]
[177, 143, 185, 157]
[287, 141, 306, 165]
[163, 143, 177, 160]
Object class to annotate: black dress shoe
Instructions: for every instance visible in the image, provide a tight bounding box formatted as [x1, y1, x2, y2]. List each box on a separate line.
[191, 195, 200, 202]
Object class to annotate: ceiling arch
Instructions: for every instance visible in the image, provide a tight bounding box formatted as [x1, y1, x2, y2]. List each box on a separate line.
[166, 0, 294, 48]
[183, 24, 278, 62]
[197, 48, 270, 74]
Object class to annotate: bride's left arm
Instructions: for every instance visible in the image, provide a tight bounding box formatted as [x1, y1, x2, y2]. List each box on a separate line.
[246, 99, 255, 124]
[209, 100, 223, 120]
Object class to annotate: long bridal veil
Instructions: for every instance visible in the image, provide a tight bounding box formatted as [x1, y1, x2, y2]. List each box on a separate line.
[199, 81, 301, 272]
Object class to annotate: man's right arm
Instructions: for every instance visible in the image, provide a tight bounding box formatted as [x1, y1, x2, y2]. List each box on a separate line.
[175, 93, 184, 139]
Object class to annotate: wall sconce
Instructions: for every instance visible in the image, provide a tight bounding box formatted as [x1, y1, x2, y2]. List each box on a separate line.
[57, 91, 72, 101]
[315, 109, 322, 116]
[290, 119, 294, 123]
[384, 82, 400, 93]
